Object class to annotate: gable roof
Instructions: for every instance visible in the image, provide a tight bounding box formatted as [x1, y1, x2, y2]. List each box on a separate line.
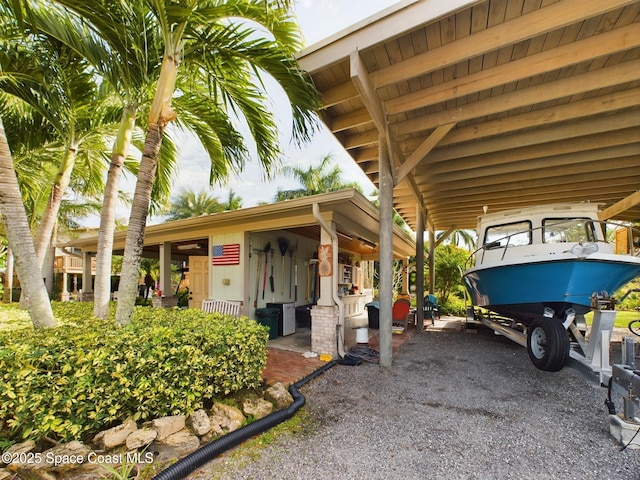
[298, 0, 640, 231]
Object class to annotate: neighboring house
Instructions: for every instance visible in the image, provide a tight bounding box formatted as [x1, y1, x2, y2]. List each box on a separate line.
[64, 189, 416, 357]
[53, 247, 94, 301]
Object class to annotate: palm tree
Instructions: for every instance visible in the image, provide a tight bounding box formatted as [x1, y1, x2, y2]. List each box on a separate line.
[224, 189, 243, 211]
[0, 116, 55, 327]
[23, 1, 179, 319]
[109, 0, 320, 325]
[0, 8, 118, 275]
[437, 229, 476, 251]
[165, 188, 224, 221]
[275, 153, 361, 200]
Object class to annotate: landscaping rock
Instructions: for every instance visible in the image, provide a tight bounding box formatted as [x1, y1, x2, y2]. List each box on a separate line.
[242, 397, 273, 420]
[150, 428, 200, 463]
[210, 402, 245, 432]
[264, 382, 293, 409]
[148, 414, 185, 441]
[0, 469, 13, 480]
[188, 409, 211, 436]
[199, 422, 225, 444]
[1, 440, 36, 466]
[125, 427, 158, 450]
[93, 418, 137, 450]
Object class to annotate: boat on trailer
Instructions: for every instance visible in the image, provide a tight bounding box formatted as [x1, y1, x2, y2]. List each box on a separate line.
[463, 203, 640, 372]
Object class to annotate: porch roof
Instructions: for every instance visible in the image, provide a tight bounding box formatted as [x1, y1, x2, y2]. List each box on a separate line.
[65, 189, 416, 260]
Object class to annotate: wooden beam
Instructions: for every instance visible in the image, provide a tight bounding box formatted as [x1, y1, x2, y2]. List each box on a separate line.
[350, 50, 386, 133]
[421, 128, 638, 177]
[372, 0, 637, 88]
[598, 191, 640, 220]
[384, 23, 640, 115]
[404, 89, 640, 149]
[427, 143, 640, 184]
[434, 225, 456, 248]
[417, 110, 640, 165]
[350, 49, 425, 211]
[396, 123, 455, 182]
[393, 60, 640, 136]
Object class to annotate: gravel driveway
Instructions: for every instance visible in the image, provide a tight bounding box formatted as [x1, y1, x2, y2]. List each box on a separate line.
[189, 327, 640, 480]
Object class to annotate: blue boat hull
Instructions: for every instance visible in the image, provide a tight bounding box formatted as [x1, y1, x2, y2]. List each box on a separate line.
[463, 257, 640, 324]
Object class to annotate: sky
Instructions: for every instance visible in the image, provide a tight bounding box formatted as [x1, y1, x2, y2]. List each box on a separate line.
[128, 0, 401, 226]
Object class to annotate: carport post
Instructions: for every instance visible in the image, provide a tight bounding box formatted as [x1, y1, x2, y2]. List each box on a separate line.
[378, 136, 394, 368]
[415, 207, 425, 330]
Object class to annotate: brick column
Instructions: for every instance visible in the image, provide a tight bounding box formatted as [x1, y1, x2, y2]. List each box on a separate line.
[311, 304, 338, 358]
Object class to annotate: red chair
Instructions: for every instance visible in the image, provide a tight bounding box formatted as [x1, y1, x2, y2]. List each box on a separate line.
[392, 298, 411, 331]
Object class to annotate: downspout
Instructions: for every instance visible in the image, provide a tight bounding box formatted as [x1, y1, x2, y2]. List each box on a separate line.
[312, 203, 346, 358]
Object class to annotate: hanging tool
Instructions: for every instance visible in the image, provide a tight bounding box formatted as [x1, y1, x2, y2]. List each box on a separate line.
[261, 241, 270, 300]
[294, 259, 298, 302]
[269, 248, 275, 293]
[253, 249, 263, 308]
[289, 240, 297, 299]
[278, 237, 290, 295]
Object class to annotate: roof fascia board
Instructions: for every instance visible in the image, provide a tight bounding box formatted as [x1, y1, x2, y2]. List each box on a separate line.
[297, 0, 482, 73]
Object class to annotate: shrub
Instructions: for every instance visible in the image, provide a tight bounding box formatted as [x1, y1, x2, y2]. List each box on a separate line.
[0, 303, 268, 444]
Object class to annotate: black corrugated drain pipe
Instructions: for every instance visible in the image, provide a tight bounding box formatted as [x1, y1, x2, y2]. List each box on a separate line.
[152, 360, 338, 480]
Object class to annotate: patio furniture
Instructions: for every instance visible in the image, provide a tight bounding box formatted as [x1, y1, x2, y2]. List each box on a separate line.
[202, 299, 242, 317]
[392, 298, 411, 332]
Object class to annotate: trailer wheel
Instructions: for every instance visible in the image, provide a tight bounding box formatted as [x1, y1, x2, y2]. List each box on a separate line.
[527, 317, 569, 371]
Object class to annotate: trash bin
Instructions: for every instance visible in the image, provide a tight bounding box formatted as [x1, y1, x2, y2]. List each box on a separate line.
[365, 301, 380, 329]
[255, 308, 279, 340]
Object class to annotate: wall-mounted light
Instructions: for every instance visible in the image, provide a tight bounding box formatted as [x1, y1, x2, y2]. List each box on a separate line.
[177, 243, 202, 251]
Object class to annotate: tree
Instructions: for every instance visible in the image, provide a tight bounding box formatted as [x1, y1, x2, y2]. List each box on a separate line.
[111, 0, 320, 325]
[165, 188, 244, 221]
[437, 229, 476, 251]
[21, 0, 175, 319]
[433, 244, 468, 305]
[224, 189, 243, 211]
[0, 115, 55, 327]
[275, 153, 360, 200]
[165, 188, 224, 221]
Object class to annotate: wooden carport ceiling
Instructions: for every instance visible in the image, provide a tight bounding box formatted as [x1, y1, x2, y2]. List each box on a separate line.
[297, 0, 640, 232]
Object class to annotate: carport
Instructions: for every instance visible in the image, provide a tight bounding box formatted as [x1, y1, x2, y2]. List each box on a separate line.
[297, 0, 640, 366]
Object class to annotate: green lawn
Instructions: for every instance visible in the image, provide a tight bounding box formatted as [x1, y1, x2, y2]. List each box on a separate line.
[585, 309, 640, 329]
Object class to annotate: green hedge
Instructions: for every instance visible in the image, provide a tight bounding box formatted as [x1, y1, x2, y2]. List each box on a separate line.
[0, 303, 268, 444]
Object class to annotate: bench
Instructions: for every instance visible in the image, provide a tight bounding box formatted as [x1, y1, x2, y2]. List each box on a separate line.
[202, 299, 242, 317]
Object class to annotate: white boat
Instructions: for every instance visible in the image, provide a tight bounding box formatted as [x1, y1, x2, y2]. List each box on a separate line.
[463, 203, 640, 372]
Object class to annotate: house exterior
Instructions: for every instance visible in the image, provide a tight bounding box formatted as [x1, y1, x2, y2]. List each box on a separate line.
[64, 189, 416, 357]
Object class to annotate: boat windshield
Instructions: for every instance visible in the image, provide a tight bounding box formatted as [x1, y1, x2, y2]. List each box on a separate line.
[483, 220, 531, 248]
[543, 217, 596, 244]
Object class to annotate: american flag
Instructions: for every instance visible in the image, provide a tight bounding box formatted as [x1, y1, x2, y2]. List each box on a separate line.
[212, 244, 240, 265]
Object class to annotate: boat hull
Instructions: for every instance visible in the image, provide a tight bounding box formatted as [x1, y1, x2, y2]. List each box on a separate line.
[463, 254, 640, 325]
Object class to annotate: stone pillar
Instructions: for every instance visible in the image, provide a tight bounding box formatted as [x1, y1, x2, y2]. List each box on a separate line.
[311, 304, 339, 358]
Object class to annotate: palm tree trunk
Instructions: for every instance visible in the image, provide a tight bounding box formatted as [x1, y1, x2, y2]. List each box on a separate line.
[3, 246, 13, 303]
[115, 123, 165, 325]
[115, 55, 178, 326]
[94, 106, 137, 319]
[33, 145, 77, 269]
[0, 116, 56, 328]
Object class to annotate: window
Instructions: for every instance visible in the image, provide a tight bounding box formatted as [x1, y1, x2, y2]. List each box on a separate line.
[484, 221, 531, 248]
[543, 218, 595, 244]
